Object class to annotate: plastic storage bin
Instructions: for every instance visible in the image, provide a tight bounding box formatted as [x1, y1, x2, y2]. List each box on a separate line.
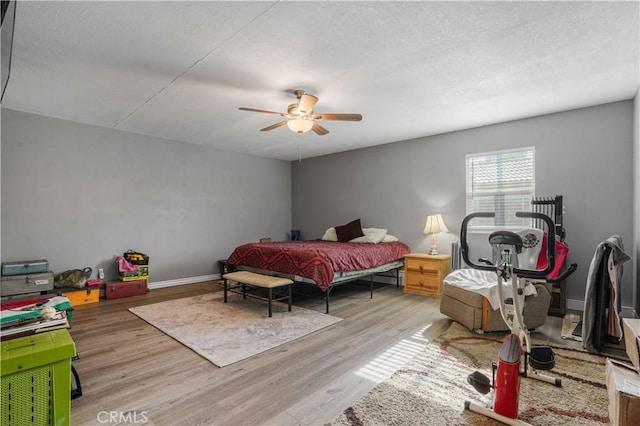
[1, 329, 76, 426]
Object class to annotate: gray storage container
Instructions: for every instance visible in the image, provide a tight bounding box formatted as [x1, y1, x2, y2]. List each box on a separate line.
[1, 259, 49, 276]
[1, 271, 54, 296]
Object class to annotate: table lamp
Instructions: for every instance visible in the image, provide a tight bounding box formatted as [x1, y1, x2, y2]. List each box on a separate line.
[424, 214, 449, 255]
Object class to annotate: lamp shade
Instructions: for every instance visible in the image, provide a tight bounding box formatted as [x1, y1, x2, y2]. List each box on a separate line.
[297, 94, 318, 115]
[423, 214, 449, 235]
[287, 118, 313, 133]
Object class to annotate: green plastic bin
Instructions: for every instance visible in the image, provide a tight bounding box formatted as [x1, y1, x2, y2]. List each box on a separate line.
[1, 330, 76, 426]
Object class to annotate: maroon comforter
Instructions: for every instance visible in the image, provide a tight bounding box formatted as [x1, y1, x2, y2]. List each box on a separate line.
[226, 240, 409, 292]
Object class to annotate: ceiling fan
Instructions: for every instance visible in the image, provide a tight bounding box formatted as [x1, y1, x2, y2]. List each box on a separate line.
[239, 90, 362, 135]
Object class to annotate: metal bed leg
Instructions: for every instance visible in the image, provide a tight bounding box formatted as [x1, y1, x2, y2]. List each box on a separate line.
[369, 275, 373, 299]
[268, 288, 273, 317]
[288, 284, 292, 312]
[223, 279, 228, 302]
[325, 287, 332, 314]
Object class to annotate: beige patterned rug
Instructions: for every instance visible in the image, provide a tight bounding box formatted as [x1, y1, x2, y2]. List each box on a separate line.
[328, 321, 612, 425]
[129, 291, 341, 367]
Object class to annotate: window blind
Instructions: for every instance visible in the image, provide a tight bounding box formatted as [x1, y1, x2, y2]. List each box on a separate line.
[465, 147, 535, 228]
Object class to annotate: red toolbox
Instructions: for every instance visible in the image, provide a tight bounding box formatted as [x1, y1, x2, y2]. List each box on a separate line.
[105, 280, 147, 299]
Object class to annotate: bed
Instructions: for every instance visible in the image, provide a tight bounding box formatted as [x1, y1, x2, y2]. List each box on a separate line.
[226, 238, 410, 313]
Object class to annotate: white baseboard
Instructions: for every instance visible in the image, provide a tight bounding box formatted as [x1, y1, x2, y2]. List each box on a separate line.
[147, 276, 639, 318]
[567, 298, 636, 318]
[567, 298, 583, 312]
[148, 274, 221, 290]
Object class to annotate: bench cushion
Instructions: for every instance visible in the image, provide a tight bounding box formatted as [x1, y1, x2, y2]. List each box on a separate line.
[223, 271, 293, 288]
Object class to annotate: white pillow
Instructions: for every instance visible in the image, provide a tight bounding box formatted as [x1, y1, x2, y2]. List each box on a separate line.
[321, 227, 338, 241]
[350, 228, 388, 244]
[382, 234, 399, 242]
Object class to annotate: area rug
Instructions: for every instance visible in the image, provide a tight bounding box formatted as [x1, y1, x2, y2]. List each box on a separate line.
[561, 312, 583, 342]
[328, 321, 611, 425]
[129, 292, 341, 367]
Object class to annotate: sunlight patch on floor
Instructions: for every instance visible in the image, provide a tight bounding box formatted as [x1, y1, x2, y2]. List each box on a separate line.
[354, 323, 434, 383]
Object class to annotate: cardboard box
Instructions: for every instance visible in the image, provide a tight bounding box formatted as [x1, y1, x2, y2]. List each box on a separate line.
[606, 359, 640, 425]
[623, 318, 640, 371]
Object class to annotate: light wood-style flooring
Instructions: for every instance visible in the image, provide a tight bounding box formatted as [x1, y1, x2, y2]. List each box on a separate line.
[68, 281, 577, 426]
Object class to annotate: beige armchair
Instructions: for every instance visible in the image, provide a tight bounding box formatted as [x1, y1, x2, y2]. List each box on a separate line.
[440, 281, 552, 333]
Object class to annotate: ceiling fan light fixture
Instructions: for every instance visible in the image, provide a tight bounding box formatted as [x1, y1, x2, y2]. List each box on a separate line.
[287, 103, 301, 116]
[239, 90, 361, 136]
[297, 94, 318, 115]
[287, 118, 313, 133]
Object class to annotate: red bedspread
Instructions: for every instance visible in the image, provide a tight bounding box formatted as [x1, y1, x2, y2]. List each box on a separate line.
[226, 240, 410, 292]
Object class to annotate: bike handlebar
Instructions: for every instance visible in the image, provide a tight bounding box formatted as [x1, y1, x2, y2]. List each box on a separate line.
[460, 211, 556, 279]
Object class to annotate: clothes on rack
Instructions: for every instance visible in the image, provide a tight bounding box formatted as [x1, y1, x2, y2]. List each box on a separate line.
[582, 235, 631, 353]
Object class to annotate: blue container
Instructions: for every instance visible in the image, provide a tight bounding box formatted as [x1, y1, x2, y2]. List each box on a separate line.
[290, 229, 301, 241]
[1, 259, 49, 276]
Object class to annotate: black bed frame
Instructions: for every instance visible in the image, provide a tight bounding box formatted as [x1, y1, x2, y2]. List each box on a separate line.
[317, 266, 403, 314]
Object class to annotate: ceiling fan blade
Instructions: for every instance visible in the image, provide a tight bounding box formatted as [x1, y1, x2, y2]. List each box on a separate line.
[260, 121, 288, 132]
[311, 122, 330, 136]
[297, 94, 319, 115]
[239, 107, 285, 116]
[310, 113, 362, 121]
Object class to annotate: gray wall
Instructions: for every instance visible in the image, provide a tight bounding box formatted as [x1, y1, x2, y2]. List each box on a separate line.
[1, 108, 291, 283]
[292, 101, 635, 310]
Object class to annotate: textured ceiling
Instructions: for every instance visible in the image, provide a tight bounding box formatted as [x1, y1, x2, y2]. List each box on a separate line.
[2, 1, 639, 161]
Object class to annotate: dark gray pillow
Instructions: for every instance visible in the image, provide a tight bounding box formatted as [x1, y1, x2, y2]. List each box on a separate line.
[335, 219, 365, 242]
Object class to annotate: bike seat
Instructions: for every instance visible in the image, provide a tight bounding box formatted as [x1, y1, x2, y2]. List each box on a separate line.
[488, 231, 523, 254]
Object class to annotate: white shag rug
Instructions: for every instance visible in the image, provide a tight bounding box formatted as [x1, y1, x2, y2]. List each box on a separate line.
[129, 291, 342, 367]
[328, 321, 612, 425]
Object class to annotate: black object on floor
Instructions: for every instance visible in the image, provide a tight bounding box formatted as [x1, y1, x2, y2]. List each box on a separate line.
[572, 320, 583, 337]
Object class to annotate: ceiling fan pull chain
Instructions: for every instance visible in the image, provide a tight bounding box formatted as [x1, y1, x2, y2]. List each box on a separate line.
[298, 132, 303, 162]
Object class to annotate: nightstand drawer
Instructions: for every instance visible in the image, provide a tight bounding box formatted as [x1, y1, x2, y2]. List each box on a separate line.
[405, 270, 439, 284]
[405, 257, 441, 273]
[405, 271, 440, 290]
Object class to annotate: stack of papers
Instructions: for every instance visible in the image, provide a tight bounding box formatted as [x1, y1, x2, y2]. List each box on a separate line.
[1, 308, 69, 340]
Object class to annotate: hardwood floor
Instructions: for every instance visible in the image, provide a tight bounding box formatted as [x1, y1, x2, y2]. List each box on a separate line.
[68, 281, 579, 426]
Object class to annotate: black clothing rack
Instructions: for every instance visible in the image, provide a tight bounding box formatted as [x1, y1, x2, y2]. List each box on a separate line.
[530, 195, 575, 316]
[531, 195, 565, 242]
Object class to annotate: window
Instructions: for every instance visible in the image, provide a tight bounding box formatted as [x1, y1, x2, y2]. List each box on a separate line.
[466, 147, 535, 229]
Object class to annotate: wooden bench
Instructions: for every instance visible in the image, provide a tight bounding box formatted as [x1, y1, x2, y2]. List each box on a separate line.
[222, 271, 293, 317]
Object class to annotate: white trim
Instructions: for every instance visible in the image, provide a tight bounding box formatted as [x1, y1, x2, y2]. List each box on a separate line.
[147, 274, 220, 290]
[567, 298, 637, 318]
[467, 146, 537, 159]
[567, 298, 583, 312]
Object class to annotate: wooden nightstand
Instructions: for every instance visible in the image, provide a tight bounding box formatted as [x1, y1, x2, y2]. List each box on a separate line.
[403, 253, 451, 297]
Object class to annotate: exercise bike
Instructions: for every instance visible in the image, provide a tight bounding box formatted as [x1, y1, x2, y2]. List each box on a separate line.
[460, 212, 562, 426]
